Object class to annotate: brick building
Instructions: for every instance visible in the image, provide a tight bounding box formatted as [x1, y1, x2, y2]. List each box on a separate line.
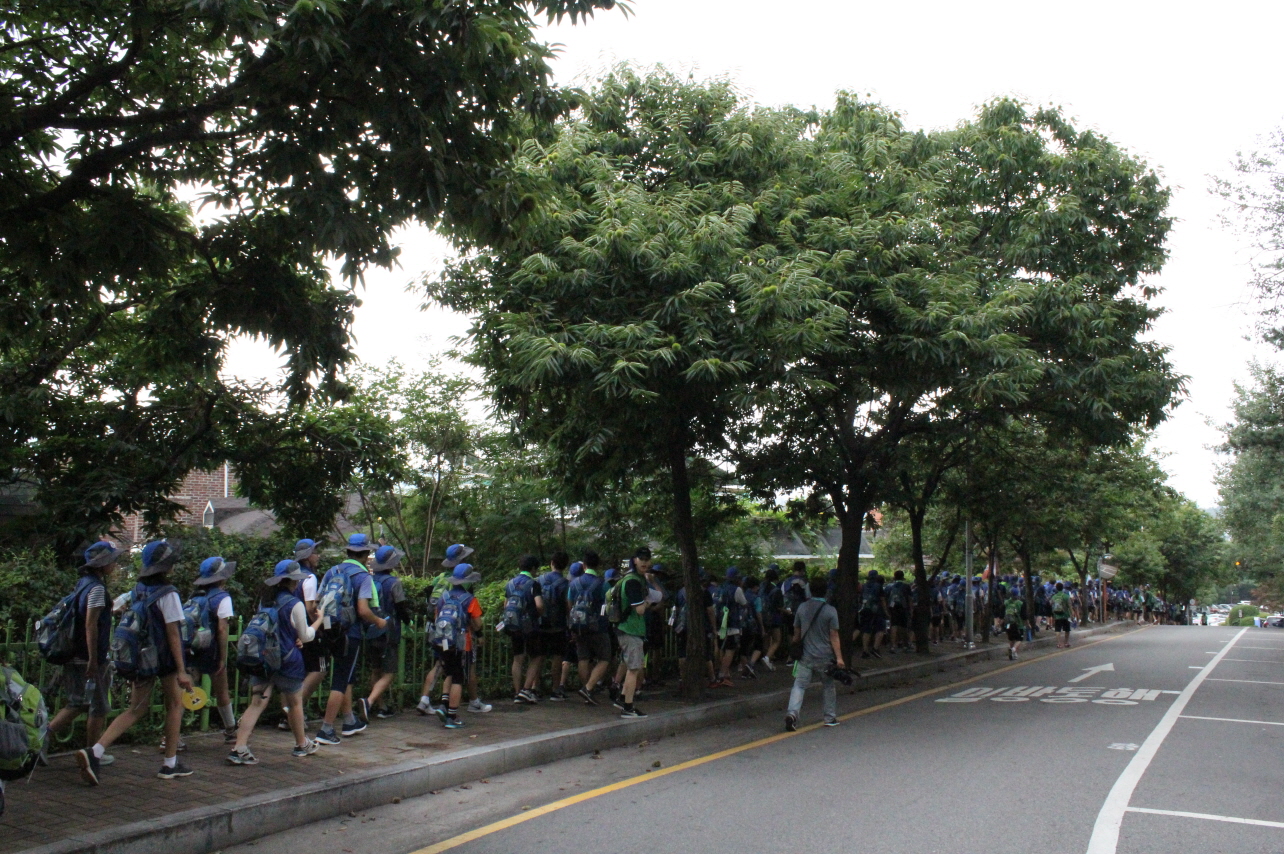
[119, 463, 238, 544]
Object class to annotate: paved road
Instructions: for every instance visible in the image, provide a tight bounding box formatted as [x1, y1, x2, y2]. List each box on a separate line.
[229, 626, 1284, 854]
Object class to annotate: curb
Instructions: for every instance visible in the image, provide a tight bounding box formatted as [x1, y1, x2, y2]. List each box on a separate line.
[21, 620, 1138, 854]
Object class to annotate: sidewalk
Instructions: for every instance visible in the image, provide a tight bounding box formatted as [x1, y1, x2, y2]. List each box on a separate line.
[2, 622, 1136, 854]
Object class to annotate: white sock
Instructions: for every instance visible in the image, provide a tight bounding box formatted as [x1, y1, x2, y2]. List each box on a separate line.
[163, 755, 176, 769]
[218, 704, 236, 728]
[420, 695, 432, 706]
[91, 744, 105, 759]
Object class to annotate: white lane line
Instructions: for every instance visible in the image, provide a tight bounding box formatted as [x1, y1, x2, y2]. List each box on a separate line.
[1234, 646, 1284, 650]
[1220, 658, 1284, 664]
[1180, 715, 1284, 726]
[1207, 678, 1284, 686]
[1085, 627, 1249, 854]
[1188, 666, 1202, 669]
[1125, 807, 1284, 829]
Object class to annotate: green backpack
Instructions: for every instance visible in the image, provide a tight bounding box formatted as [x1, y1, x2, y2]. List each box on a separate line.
[0, 666, 48, 780]
[1004, 599, 1024, 629]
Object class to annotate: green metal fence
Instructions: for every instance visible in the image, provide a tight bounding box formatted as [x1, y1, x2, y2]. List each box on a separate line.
[1, 615, 682, 745]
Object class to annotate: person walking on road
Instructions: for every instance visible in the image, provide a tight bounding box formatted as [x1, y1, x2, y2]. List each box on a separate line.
[1003, 587, 1027, 660]
[785, 577, 846, 731]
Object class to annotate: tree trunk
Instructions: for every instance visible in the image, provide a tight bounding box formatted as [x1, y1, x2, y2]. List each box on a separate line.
[909, 506, 932, 654]
[834, 501, 866, 665]
[981, 543, 994, 644]
[1019, 544, 1036, 639]
[667, 433, 706, 702]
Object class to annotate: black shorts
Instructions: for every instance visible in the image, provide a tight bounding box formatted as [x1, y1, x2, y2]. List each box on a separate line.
[888, 606, 909, 629]
[329, 636, 360, 692]
[438, 648, 468, 683]
[859, 610, 885, 636]
[1006, 625, 1023, 642]
[301, 637, 325, 674]
[930, 614, 943, 628]
[367, 636, 398, 672]
[1054, 617, 1072, 633]
[739, 631, 761, 657]
[538, 631, 567, 659]
[574, 631, 612, 663]
[508, 632, 537, 656]
[562, 635, 579, 665]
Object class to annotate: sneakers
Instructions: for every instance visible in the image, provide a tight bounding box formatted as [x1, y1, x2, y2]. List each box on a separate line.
[579, 686, 597, 706]
[716, 678, 734, 688]
[433, 705, 448, 723]
[226, 747, 258, 766]
[157, 760, 194, 779]
[784, 714, 798, 732]
[549, 688, 568, 701]
[515, 689, 539, 704]
[870, 649, 883, 659]
[292, 740, 319, 757]
[341, 720, 367, 736]
[741, 664, 757, 679]
[99, 753, 115, 766]
[375, 707, 397, 719]
[467, 698, 493, 713]
[222, 726, 239, 743]
[762, 657, 776, 672]
[75, 748, 100, 786]
[611, 695, 625, 711]
[1007, 647, 1015, 660]
[356, 697, 370, 723]
[620, 706, 647, 718]
[823, 716, 840, 727]
[315, 728, 341, 746]
[157, 736, 187, 753]
[444, 716, 466, 730]
[416, 698, 435, 716]
[277, 719, 292, 731]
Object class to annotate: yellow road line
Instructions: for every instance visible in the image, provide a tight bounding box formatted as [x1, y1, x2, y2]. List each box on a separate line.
[411, 627, 1140, 854]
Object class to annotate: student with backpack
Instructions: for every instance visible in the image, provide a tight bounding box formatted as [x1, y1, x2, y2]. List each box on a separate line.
[77, 540, 193, 785]
[429, 563, 483, 729]
[537, 551, 571, 700]
[1051, 581, 1074, 648]
[314, 533, 386, 746]
[186, 556, 237, 740]
[415, 543, 471, 716]
[362, 546, 412, 720]
[613, 548, 652, 718]
[711, 567, 748, 687]
[228, 561, 325, 764]
[569, 550, 612, 704]
[502, 555, 544, 705]
[738, 576, 766, 678]
[278, 539, 326, 730]
[45, 541, 123, 761]
[884, 570, 912, 653]
[759, 566, 783, 670]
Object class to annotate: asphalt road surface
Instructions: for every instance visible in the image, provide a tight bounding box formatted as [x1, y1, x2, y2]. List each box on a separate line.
[229, 625, 1284, 854]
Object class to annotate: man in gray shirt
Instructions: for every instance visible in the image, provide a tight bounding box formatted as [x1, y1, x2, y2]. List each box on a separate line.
[786, 577, 846, 731]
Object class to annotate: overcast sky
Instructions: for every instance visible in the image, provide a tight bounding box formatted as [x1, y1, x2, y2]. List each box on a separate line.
[226, 0, 1284, 508]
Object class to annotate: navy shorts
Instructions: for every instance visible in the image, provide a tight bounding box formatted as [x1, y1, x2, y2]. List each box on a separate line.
[329, 636, 361, 692]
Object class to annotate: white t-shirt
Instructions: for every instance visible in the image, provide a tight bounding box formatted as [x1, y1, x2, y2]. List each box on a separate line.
[215, 596, 234, 620]
[301, 574, 318, 604]
[156, 590, 183, 624]
[289, 600, 316, 644]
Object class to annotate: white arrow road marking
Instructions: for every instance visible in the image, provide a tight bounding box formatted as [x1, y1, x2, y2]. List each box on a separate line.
[1069, 663, 1116, 683]
[1108, 743, 1139, 751]
[1085, 627, 1249, 854]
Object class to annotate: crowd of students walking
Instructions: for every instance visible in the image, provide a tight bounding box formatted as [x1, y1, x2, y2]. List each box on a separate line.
[22, 534, 1178, 790]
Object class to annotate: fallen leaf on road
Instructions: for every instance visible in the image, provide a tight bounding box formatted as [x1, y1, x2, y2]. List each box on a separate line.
[392, 797, 401, 804]
[431, 789, 442, 795]
[652, 761, 661, 768]
[459, 784, 471, 790]
[521, 806, 532, 811]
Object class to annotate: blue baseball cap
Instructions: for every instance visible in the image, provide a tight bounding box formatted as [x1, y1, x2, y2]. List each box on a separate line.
[81, 540, 126, 570]
[569, 561, 584, 577]
[442, 543, 474, 568]
[373, 545, 401, 571]
[346, 533, 373, 553]
[196, 556, 236, 586]
[267, 559, 305, 585]
[293, 538, 318, 560]
[605, 568, 618, 582]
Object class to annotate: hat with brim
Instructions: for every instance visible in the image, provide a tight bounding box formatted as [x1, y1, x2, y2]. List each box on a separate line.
[293, 539, 318, 561]
[451, 562, 481, 586]
[266, 559, 305, 585]
[442, 543, 474, 568]
[373, 546, 402, 571]
[346, 533, 374, 554]
[195, 557, 236, 586]
[647, 564, 672, 577]
[138, 540, 182, 578]
[80, 541, 127, 570]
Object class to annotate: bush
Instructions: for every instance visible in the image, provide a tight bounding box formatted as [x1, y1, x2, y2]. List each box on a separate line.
[1237, 616, 1261, 627]
[0, 546, 75, 628]
[1228, 605, 1261, 624]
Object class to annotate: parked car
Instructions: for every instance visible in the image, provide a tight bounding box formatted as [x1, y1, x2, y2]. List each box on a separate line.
[1263, 616, 1284, 628]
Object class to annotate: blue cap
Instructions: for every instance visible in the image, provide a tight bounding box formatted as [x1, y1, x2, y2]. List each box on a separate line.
[81, 540, 125, 569]
[726, 566, 740, 580]
[442, 543, 474, 568]
[346, 533, 373, 553]
[267, 559, 305, 585]
[605, 568, 618, 582]
[294, 538, 317, 560]
[451, 563, 480, 585]
[196, 556, 236, 586]
[569, 561, 584, 577]
[139, 540, 180, 577]
[373, 545, 401, 571]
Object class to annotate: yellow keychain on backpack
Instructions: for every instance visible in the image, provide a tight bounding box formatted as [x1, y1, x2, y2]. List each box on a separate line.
[181, 685, 208, 711]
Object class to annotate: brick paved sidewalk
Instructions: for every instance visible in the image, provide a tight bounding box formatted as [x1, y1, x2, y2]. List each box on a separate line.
[0, 628, 1110, 854]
